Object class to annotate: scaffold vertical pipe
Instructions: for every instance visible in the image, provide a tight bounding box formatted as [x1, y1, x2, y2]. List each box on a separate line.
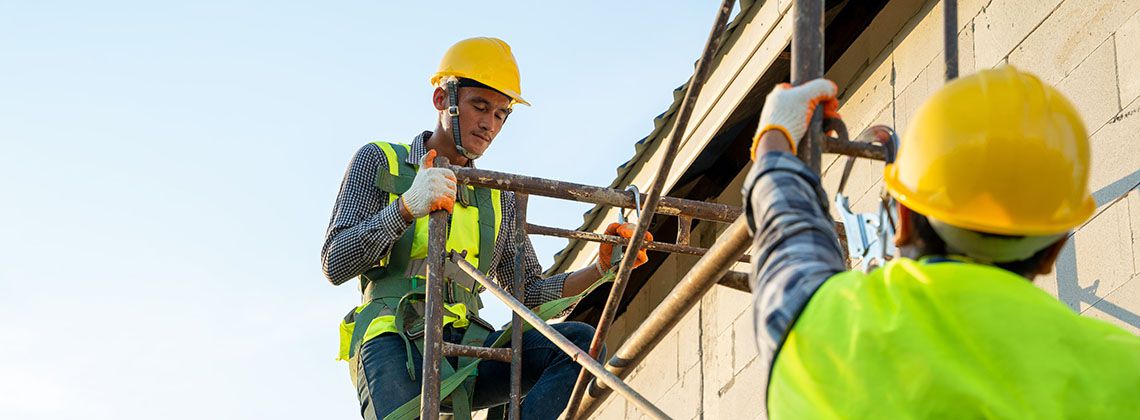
[945, 0, 958, 80]
[564, 1, 735, 417]
[792, 0, 825, 174]
[420, 187, 450, 419]
[509, 194, 529, 420]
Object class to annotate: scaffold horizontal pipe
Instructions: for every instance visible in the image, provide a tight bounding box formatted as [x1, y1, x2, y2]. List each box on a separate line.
[526, 223, 750, 263]
[822, 137, 889, 161]
[448, 165, 742, 224]
[441, 342, 513, 363]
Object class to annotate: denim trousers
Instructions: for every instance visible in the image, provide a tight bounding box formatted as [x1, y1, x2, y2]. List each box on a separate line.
[354, 321, 596, 420]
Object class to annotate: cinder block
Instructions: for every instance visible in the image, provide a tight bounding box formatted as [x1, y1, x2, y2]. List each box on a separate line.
[1007, 0, 1140, 84]
[624, 351, 677, 406]
[958, 0, 991, 27]
[1055, 39, 1122, 130]
[732, 314, 760, 374]
[893, 0, 945, 90]
[894, 58, 942, 137]
[676, 305, 703, 371]
[1082, 274, 1140, 335]
[1117, 11, 1140, 105]
[704, 282, 752, 337]
[973, 0, 1063, 67]
[1074, 199, 1135, 307]
[654, 366, 703, 420]
[713, 357, 767, 419]
[593, 397, 626, 420]
[1088, 96, 1140, 195]
[713, 329, 737, 389]
[959, 18, 978, 75]
[836, 50, 894, 136]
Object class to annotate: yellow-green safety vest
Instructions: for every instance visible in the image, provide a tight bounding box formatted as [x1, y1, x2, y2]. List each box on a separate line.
[769, 257, 1140, 418]
[337, 141, 502, 362]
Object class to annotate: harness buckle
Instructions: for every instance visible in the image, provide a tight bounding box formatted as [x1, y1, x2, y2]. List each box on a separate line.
[448, 105, 460, 117]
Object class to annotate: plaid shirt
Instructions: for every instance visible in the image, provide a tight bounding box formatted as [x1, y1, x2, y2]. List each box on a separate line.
[321, 131, 567, 308]
[743, 152, 846, 377]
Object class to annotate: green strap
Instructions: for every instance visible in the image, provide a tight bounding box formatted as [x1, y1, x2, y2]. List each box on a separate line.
[474, 187, 496, 274]
[452, 323, 493, 420]
[347, 303, 384, 360]
[384, 352, 481, 420]
[393, 288, 427, 380]
[373, 143, 415, 194]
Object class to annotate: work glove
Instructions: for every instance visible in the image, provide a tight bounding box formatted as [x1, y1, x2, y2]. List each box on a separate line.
[399, 149, 457, 218]
[596, 222, 654, 275]
[752, 78, 841, 159]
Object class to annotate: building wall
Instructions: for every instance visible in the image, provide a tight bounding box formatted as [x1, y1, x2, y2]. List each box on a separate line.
[590, 0, 1140, 418]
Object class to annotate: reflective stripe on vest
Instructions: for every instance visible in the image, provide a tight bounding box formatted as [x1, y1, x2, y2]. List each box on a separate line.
[336, 141, 502, 361]
[768, 258, 1140, 418]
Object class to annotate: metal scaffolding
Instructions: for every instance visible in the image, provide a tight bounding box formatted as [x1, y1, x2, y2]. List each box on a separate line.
[410, 0, 918, 418]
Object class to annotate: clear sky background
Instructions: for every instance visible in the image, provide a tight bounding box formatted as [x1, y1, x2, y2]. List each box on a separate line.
[0, 1, 725, 418]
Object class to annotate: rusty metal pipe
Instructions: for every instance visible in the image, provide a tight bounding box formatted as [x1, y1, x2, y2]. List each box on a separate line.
[676, 216, 693, 246]
[448, 165, 741, 224]
[441, 343, 513, 363]
[793, 0, 825, 174]
[509, 194, 529, 420]
[527, 223, 750, 262]
[419, 207, 450, 419]
[576, 216, 752, 417]
[822, 137, 890, 161]
[717, 270, 752, 294]
[449, 253, 670, 420]
[945, 0, 958, 80]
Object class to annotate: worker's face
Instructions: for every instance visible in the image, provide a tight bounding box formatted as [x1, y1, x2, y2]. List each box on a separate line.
[434, 86, 512, 157]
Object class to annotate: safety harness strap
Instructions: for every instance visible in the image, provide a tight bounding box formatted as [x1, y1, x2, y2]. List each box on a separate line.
[474, 187, 496, 274]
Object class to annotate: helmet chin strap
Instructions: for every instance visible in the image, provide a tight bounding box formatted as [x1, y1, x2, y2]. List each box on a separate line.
[446, 78, 482, 161]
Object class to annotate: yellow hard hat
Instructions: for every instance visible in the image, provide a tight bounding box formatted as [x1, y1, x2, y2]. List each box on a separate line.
[430, 37, 529, 106]
[883, 66, 1095, 236]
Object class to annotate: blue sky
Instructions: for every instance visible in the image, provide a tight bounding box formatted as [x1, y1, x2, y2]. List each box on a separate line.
[0, 1, 723, 418]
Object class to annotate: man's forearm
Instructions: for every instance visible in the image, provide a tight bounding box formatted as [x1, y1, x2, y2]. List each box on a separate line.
[743, 138, 845, 357]
[561, 265, 602, 298]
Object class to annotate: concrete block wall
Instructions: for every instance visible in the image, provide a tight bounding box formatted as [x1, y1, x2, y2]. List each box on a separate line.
[590, 0, 1140, 418]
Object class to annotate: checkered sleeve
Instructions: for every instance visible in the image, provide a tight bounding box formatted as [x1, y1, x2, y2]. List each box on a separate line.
[742, 151, 846, 363]
[321, 143, 413, 285]
[491, 191, 569, 308]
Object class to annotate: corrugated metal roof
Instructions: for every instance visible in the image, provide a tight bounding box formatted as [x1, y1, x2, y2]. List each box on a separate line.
[546, 0, 760, 274]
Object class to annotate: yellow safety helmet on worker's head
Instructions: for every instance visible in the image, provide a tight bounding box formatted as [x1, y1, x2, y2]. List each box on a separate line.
[430, 37, 529, 107]
[884, 66, 1095, 238]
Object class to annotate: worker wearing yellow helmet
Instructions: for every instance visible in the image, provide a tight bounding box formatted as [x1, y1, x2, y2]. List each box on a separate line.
[320, 37, 652, 420]
[742, 66, 1140, 417]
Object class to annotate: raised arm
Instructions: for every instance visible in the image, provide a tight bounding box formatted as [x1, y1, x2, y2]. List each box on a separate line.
[743, 80, 847, 360]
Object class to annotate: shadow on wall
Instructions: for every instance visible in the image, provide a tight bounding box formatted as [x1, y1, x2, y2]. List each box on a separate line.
[1054, 169, 1140, 329]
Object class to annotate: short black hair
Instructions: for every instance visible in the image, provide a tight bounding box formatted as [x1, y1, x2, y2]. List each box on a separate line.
[908, 209, 1059, 277]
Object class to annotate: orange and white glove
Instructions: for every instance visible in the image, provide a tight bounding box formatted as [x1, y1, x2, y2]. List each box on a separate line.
[752, 79, 841, 159]
[596, 222, 654, 275]
[399, 150, 456, 217]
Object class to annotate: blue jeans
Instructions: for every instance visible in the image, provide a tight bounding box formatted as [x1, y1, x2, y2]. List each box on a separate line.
[354, 321, 596, 420]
